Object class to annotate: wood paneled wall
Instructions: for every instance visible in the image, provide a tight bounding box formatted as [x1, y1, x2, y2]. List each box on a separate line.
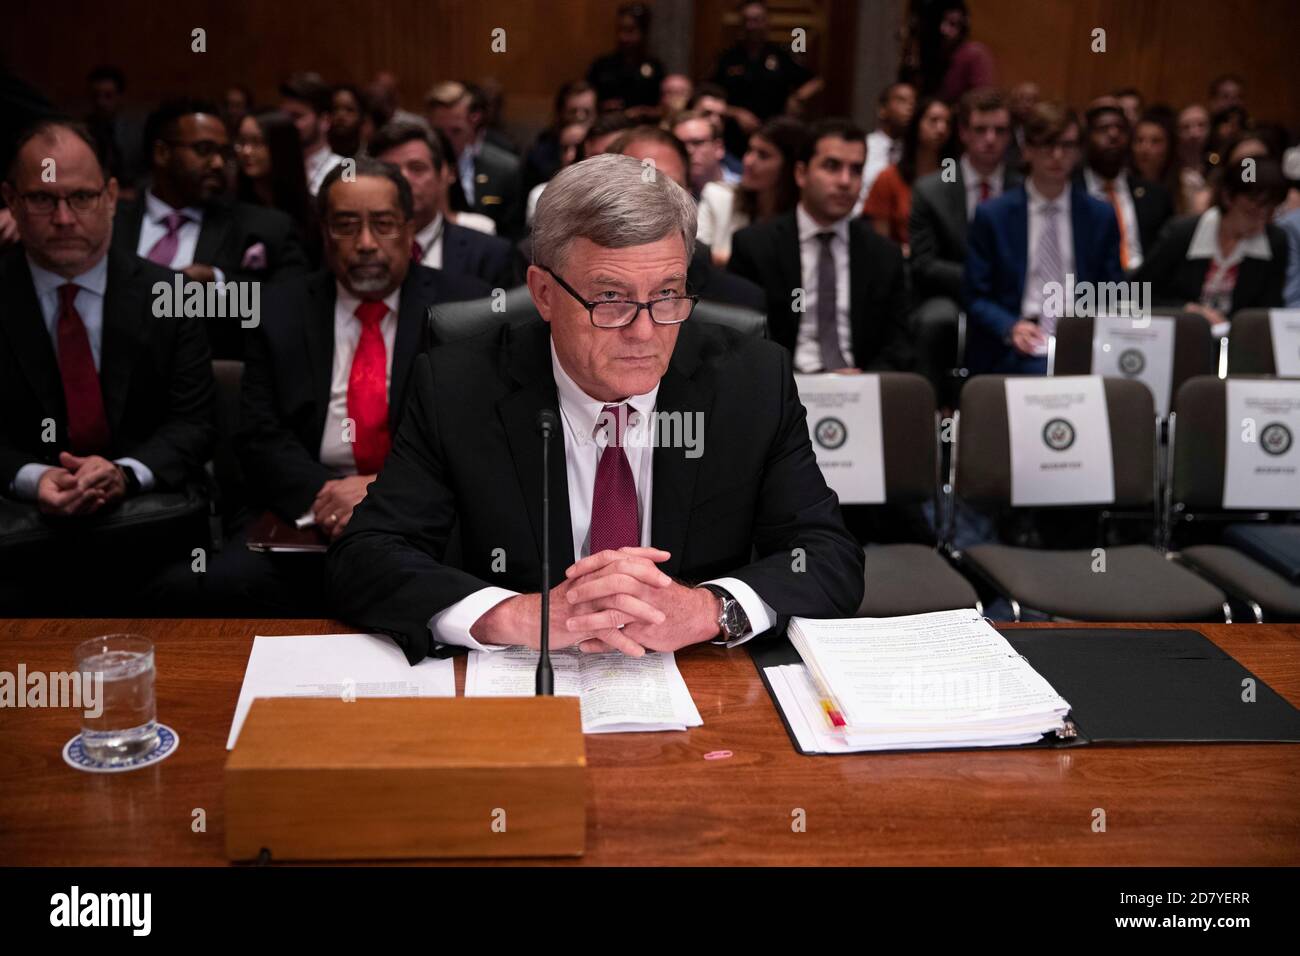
[970, 0, 1299, 125]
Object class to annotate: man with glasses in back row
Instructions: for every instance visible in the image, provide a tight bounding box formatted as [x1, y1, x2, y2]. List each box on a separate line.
[0, 120, 215, 613]
[327, 152, 864, 663]
[111, 98, 310, 358]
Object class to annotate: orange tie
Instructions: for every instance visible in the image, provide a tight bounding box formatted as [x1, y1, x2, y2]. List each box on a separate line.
[1105, 180, 1130, 271]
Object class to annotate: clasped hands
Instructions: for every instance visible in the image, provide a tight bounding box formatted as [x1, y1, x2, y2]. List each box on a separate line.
[36, 452, 127, 516]
[470, 546, 722, 656]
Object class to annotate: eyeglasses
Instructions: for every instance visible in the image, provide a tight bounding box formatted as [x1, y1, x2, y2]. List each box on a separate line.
[542, 266, 698, 328]
[166, 139, 236, 162]
[326, 214, 406, 239]
[16, 186, 108, 215]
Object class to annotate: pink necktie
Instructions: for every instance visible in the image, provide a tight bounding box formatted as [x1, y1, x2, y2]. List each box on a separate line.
[588, 403, 639, 554]
[145, 211, 188, 267]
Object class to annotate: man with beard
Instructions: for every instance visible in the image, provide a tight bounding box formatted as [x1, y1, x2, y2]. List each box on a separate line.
[112, 98, 309, 357]
[1073, 97, 1173, 275]
[221, 158, 488, 614]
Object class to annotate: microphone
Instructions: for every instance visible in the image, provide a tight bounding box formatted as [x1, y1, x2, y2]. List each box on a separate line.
[535, 409, 559, 696]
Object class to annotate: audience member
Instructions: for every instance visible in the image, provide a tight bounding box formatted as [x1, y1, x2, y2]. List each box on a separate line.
[1176, 103, 1213, 214]
[328, 84, 371, 158]
[84, 65, 145, 195]
[859, 82, 916, 208]
[522, 80, 596, 193]
[426, 80, 524, 238]
[585, 2, 664, 115]
[862, 96, 954, 250]
[280, 72, 344, 196]
[709, 1, 820, 132]
[234, 109, 319, 267]
[963, 101, 1122, 374]
[730, 118, 913, 372]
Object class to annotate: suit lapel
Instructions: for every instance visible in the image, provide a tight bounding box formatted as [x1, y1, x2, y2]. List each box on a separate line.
[440, 222, 466, 276]
[0, 250, 63, 420]
[650, 325, 713, 579]
[98, 249, 149, 437]
[498, 323, 574, 579]
[1008, 186, 1029, 300]
[194, 202, 234, 269]
[847, 220, 871, 361]
[304, 273, 336, 446]
[113, 198, 146, 256]
[389, 267, 430, 431]
[773, 213, 802, 348]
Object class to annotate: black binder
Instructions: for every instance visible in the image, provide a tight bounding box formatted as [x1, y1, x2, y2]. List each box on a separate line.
[749, 627, 1300, 756]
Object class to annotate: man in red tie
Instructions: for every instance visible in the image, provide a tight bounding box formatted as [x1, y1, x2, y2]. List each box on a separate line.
[0, 120, 216, 613]
[328, 153, 865, 663]
[227, 158, 487, 614]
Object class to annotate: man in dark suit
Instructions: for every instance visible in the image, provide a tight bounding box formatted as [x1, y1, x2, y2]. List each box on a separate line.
[608, 125, 766, 312]
[0, 121, 215, 612]
[369, 120, 517, 289]
[963, 102, 1123, 374]
[728, 118, 913, 372]
[327, 154, 863, 663]
[910, 88, 1019, 384]
[220, 158, 489, 615]
[427, 81, 524, 240]
[1074, 98, 1173, 275]
[111, 98, 310, 358]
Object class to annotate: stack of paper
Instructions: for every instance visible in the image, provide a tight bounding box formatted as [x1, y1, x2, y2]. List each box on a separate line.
[227, 634, 456, 749]
[466, 647, 702, 734]
[770, 609, 1071, 753]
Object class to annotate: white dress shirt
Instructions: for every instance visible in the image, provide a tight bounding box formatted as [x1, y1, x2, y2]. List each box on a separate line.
[11, 255, 155, 498]
[859, 129, 900, 209]
[414, 214, 446, 269]
[305, 145, 345, 197]
[317, 284, 400, 472]
[696, 181, 749, 259]
[961, 155, 1006, 221]
[453, 211, 497, 235]
[428, 342, 777, 652]
[135, 190, 204, 270]
[1020, 179, 1075, 324]
[793, 203, 854, 372]
[458, 136, 483, 205]
[1083, 167, 1142, 270]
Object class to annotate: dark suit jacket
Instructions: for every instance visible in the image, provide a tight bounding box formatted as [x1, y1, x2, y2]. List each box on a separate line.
[727, 212, 913, 370]
[1072, 169, 1174, 269]
[1136, 213, 1288, 313]
[689, 242, 765, 311]
[0, 246, 216, 493]
[451, 141, 525, 240]
[236, 265, 491, 520]
[326, 320, 865, 663]
[113, 196, 311, 359]
[441, 220, 518, 289]
[962, 182, 1123, 374]
[909, 163, 1023, 302]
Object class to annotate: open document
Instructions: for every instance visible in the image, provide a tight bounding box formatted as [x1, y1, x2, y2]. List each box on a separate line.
[466, 647, 702, 734]
[227, 634, 456, 748]
[772, 609, 1071, 753]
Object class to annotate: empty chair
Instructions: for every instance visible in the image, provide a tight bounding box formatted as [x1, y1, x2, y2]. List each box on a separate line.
[950, 375, 1227, 621]
[1227, 308, 1300, 376]
[428, 286, 767, 346]
[1050, 311, 1215, 416]
[1166, 375, 1300, 621]
[856, 373, 980, 616]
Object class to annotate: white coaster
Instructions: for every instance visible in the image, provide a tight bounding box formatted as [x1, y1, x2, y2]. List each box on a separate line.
[63, 723, 180, 773]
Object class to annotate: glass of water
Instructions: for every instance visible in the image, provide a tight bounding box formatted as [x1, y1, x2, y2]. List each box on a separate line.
[74, 634, 158, 765]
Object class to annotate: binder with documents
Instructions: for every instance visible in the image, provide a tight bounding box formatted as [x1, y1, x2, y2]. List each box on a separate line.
[749, 611, 1300, 756]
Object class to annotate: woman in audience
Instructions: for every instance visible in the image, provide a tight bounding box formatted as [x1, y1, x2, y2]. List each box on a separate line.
[861, 96, 953, 252]
[234, 109, 320, 265]
[1130, 108, 1184, 210]
[698, 116, 806, 266]
[1137, 158, 1288, 331]
[328, 84, 371, 157]
[1175, 103, 1213, 214]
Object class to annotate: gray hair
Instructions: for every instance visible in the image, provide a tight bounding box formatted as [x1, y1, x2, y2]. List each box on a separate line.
[531, 153, 697, 271]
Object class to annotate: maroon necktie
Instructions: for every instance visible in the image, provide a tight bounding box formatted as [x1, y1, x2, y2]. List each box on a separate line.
[145, 210, 188, 267]
[56, 284, 110, 453]
[978, 180, 991, 203]
[347, 301, 391, 474]
[410, 239, 422, 263]
[588, 403, 639, 554]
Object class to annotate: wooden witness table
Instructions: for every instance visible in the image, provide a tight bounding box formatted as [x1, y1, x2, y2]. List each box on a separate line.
[1, 618, 1298, 866]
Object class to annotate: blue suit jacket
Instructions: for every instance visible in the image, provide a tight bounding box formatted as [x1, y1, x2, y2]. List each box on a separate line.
[962, 182, 1122, 374]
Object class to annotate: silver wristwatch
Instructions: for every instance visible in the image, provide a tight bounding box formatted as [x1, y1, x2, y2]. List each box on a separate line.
[700, 584, 750, 644]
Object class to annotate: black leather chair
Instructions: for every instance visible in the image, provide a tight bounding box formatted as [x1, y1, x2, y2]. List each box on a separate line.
[427, 285, 767, 345]
[1227, 309, 1291, 376]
